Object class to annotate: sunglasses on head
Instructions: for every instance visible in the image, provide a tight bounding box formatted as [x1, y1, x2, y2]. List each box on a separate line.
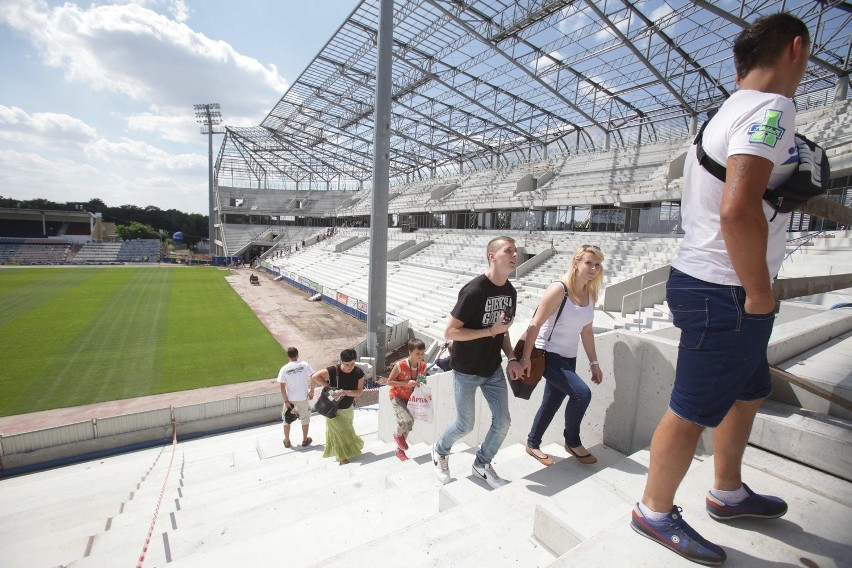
[581, 244, 601, 251]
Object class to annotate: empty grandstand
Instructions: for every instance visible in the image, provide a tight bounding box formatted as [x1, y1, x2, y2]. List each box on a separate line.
[203, 0, 852, 350]
[0, 208, 162, 264]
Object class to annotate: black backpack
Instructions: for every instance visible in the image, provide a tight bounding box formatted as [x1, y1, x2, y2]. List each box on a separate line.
[694, 120, 830, 220]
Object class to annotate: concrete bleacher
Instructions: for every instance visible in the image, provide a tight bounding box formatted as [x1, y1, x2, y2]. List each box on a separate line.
[261, 227, 852, 341]
[0, 238, 71, 264]
[71, 242, 123, 263]
[116, 239, 160, 261]
[328, 99, 851, 222]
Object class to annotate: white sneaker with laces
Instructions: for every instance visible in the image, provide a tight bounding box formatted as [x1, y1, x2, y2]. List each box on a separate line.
[471, 462, 508, 489]
[431, 443, 451, 484]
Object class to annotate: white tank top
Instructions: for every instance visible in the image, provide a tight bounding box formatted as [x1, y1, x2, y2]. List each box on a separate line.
[535, 285, 593, 358]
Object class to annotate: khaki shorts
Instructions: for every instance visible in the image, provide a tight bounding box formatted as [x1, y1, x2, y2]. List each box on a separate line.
[390, 396, 414, 433]
[282, 399, 311, 425]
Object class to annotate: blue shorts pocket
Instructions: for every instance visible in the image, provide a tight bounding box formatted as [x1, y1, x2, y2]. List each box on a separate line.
[669, 297, 708, 350]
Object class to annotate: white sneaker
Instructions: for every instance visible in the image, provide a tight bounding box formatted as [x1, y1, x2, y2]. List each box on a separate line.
[431, 443, 451, 484]
[471, 462, 508, 489]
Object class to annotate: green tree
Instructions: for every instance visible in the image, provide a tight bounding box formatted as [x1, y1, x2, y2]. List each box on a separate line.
[116, 221, 159, 240]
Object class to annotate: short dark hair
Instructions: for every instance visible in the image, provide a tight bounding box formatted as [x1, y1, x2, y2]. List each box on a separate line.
[286, 346, 298, 359]
[407, 338, 426, 352]
[340, 348, 357, 362]
[486, 236, 516, 260]
[733, 13, 810, 79]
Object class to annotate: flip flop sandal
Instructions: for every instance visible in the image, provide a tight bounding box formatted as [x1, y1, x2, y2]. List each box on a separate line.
[525, 445, 554, 466]
[283, 440, 291, 448]
[302, 437, 312, 447]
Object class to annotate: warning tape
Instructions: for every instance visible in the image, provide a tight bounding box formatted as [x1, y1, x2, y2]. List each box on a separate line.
[136, 417, 178, 568]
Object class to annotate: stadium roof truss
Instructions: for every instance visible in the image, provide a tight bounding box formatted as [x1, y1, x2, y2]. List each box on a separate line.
[216, 0, 851, 191]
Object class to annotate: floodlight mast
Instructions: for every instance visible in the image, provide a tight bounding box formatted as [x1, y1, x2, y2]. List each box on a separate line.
[194, 103, 223, 257]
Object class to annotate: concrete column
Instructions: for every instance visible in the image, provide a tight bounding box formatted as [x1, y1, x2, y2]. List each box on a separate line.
[836, 75, 849, 102]
[367, 0, 393, 371]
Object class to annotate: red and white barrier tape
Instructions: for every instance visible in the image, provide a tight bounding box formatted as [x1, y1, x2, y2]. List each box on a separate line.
[136, 421, 178, 568]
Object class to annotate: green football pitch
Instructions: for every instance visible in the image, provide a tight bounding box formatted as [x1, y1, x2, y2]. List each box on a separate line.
[0, 267, 285, 417]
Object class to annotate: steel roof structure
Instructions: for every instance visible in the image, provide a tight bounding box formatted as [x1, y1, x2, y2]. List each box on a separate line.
[215, 0, 851, 191]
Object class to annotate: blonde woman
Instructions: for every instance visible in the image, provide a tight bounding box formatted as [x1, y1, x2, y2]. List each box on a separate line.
[520, 244, 604, 465]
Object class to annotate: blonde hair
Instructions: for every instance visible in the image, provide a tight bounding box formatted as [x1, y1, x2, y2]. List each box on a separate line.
[564, 245, 605, 303]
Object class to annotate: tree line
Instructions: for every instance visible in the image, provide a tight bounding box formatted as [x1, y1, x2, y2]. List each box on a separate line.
[0, 196, 208, 245]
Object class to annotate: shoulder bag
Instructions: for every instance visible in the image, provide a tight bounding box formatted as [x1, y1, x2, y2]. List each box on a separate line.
[314, 366, 340, 419]
[511, 282, 569, 400]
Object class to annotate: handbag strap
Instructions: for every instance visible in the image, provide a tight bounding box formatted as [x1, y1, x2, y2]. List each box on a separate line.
[544, 281, 569, 342]
[329, 365, 339, 389]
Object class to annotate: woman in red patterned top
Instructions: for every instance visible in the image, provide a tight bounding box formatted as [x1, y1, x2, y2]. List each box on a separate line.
[386, 338, 427, 461]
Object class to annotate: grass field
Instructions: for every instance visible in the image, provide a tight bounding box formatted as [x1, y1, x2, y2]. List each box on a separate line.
[0, 267, 285, 417]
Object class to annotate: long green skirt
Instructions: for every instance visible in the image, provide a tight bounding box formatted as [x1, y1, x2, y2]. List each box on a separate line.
[323, 406, 364, 462]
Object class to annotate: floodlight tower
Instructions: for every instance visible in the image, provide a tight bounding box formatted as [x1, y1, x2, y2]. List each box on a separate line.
[194, 103, 224, 256]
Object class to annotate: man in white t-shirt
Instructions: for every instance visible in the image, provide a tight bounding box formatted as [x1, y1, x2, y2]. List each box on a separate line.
[277, 346, 315, 448]
[631, 14, 811, 566]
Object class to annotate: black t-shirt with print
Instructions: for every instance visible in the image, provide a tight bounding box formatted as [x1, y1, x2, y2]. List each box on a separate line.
[326, 365, 365, 410]
[449, 273, 516, 376]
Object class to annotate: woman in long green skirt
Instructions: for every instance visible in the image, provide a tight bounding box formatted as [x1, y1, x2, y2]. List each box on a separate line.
[311, 348, 365, 464]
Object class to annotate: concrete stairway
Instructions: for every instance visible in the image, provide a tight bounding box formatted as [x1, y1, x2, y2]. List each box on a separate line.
[2, 404, 850, 568]
[544, 446, 852, 567]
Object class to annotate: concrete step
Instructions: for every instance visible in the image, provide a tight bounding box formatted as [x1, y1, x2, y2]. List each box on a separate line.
[326, 443, 603, 567]
[107, 433, 381, 531]
[771, 331, 852, 421]
[750, 399, 852, 482]
[140, 476, 441, 567]
[545, 446, 852, 567]
[82, 440, 417, 563]
[533, 448, 703, 556]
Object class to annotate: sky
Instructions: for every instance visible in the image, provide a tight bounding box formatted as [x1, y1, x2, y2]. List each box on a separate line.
[0, 0, 360, 214]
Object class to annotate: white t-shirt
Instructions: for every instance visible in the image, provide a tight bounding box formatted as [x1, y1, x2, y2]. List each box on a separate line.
[276, 360, 315, 401]
[672, 89, 798, 285]
[535, 284, 593, 358]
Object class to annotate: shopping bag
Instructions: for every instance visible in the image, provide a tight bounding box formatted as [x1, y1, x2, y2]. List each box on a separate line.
[408, 384, 433, 423]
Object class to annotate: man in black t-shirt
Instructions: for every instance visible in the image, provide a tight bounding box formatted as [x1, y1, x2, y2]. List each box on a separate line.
[431, 236, 524, 489]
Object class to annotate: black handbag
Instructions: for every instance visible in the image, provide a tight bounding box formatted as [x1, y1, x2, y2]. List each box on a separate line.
[314, 366, 340, 418]
[315, 387, 338, 418]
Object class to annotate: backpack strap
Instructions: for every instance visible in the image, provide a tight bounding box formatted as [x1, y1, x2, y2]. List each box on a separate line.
[693, 121, 727, 184]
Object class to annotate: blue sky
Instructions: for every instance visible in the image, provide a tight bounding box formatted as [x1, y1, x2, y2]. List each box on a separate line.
[0, 0, 360, 214]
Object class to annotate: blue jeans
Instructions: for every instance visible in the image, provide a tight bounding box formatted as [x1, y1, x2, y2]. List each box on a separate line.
[527, 352, 591, 449]
[667, 268, 775, 427]
[435, 367, 511, 466]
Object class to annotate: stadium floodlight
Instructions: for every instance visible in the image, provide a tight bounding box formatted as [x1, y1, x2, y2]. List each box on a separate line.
[194, 103, 225, 257]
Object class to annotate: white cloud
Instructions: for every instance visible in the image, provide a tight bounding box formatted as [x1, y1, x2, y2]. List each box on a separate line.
[559, 8, 591, 35]
[1, 1, 287, 121]
[532, 51, 564, 71]
[0, 1, 295, 213]
[0, 145, 207, 211]
[0, 105, 99, 145]
[0, 102, 207, 211]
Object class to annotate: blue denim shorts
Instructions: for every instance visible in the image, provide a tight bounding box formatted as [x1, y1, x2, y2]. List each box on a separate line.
[667, 268, 775, 428]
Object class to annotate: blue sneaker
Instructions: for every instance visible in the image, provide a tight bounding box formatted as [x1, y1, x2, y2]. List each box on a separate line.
[631, 504, 726, 566]
[706, 483, 787, 521]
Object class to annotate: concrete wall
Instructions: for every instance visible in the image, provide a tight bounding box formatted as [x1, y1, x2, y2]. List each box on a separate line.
[603, 264, 670, 312]
[0, 394, 283, 474]
[514, 248, 555, 279]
